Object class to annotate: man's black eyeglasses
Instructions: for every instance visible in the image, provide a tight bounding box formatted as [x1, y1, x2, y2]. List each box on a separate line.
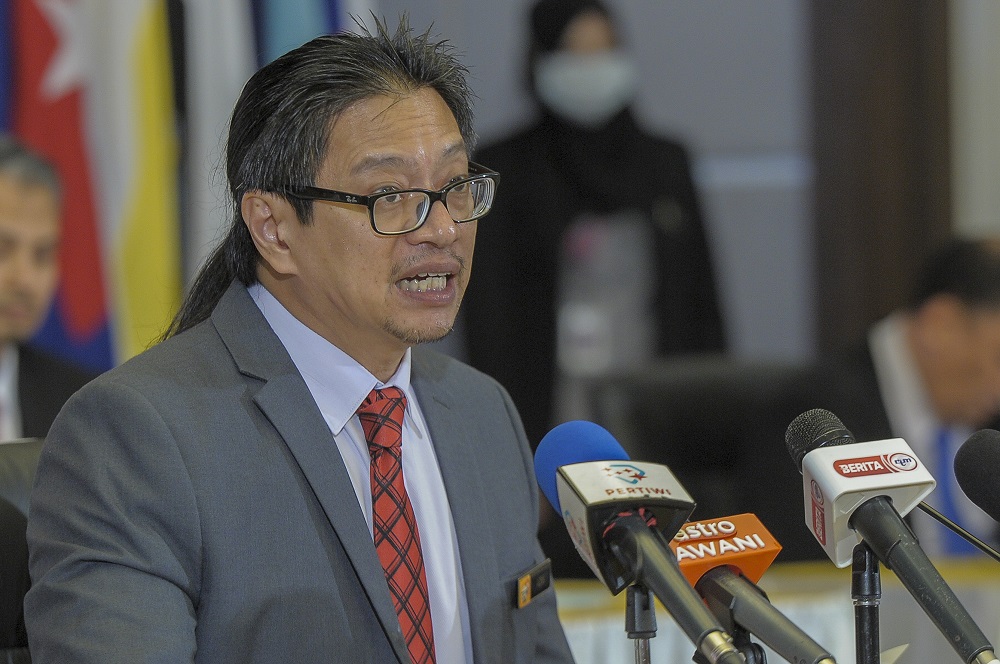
[283, 162, 499, 236]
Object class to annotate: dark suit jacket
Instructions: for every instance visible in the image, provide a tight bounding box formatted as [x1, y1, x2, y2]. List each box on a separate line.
[731, 345, 893, 563]
[803, 344, 893, 441]
[0, 496, 29, 651]
[0, 439, 42, 659]
[18, 344, 98, 439]
[25, 283, 573, 664]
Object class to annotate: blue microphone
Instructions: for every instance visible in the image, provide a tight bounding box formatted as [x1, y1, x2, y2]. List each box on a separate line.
[534, 420, 629, 513]
[533, 421, 745, 664]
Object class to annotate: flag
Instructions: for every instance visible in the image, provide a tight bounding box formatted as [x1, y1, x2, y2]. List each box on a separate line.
[8, 0, 181, 370]
[0, 0, 12, 127]
[94, 1, 182, 362]
[10, 0, 114, 370]
[180, 0, 256, 280]
[182, 0, 375, 280]
[252, 0, 374, 66]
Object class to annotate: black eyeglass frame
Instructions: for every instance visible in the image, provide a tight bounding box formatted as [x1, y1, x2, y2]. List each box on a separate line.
[282, 161, 500, 236]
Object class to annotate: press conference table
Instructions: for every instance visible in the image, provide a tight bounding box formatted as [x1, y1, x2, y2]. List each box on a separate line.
[555, 558, 1000, 664]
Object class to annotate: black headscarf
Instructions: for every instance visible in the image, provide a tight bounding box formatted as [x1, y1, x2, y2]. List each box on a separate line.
[530, 0, 613, 51]
[525, 0, 617, 96]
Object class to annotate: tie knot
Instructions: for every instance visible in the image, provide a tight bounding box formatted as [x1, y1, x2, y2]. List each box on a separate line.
[357, 387, 407, 451]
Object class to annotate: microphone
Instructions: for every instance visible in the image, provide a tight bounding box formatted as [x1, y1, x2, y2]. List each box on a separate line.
[786, 408, 998, 664]
[785, 409, 936, 566]
[534, 421, 745, 664]
[670, 514, 836, 664]
[954, 428, 1000, 522]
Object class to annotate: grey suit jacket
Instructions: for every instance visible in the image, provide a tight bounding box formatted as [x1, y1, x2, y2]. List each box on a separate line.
[25, 283, 573, 663]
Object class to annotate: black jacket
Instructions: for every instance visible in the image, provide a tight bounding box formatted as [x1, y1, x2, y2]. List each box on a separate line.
[464, 109, 725, 448]
[18, 344, 98, 439]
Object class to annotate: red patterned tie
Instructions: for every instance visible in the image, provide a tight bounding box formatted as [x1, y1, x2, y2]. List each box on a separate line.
[357, 387, 436, 664]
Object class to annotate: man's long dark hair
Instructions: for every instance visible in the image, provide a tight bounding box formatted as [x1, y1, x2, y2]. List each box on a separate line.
[162, 15, 476, 339]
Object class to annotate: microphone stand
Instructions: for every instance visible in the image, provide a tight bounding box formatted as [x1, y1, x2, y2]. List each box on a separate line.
[851, 543, 881, 664]
[625, 584, 656, 664]
[605, 514, 746, 664]
[696, 588, 767, 664]
[624, 581, 769, 664]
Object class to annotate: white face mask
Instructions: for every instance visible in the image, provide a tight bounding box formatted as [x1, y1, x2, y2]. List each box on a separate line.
[533, 50, 638, 129]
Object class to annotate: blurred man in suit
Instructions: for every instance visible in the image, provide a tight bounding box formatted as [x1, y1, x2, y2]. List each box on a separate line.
[0, 136, 96, 441]
[778, 238, 1000, 557]
[26, 17, 573, 664]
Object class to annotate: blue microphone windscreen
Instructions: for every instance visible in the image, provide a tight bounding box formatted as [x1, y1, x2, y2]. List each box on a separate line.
[533, 420, 629, 513]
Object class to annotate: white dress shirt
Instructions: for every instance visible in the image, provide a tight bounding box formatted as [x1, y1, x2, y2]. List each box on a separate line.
[0, 343, 22, 442]
[250, 283, 473, 663]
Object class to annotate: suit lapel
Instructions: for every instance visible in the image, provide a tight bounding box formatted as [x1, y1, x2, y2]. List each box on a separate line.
[211, 284, 409, 663]
[411, 350, 503, 662]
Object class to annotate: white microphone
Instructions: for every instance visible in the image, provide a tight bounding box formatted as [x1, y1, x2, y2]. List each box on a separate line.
[786, 408, 999, 664]
[785, 411, 935, 567]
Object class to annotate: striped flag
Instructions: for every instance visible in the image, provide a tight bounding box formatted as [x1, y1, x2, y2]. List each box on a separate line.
[181, 0, 256, 280]
[93, 1, 182, 362]
[252, 0, 374, 66]
[4, 0, 181, 370]
[2, 0, 376, 371]
[182, 0, 371, 280]
[0, 0, 12, 126]
[9, 0, 114, 370]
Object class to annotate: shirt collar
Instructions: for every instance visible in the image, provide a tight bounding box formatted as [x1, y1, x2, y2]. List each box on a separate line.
[248, 283, 412, 433]
[0, 343, 17, 400]
[869, 313, 956, 446]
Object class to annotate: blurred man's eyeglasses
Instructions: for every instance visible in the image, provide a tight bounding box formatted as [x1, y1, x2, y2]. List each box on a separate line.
[283, 162, 499, 236]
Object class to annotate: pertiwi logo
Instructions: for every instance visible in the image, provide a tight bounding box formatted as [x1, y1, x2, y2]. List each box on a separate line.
[603, 463, 646, 485]
[833, 452, 918, 477]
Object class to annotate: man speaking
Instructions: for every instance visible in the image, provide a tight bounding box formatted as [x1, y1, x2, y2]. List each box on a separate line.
[25, 17, 573, 664]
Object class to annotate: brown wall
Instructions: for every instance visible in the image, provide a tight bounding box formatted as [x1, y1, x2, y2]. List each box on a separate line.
[811, 1, 952, 351]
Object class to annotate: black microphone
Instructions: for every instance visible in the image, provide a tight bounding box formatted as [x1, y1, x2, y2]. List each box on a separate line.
[534, 421, 746, 664]
[955, 429, 1000, 522]
[786, 408, 998, 664]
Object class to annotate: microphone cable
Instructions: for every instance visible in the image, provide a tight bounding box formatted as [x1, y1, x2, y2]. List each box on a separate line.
[914, 502, 1000, 563]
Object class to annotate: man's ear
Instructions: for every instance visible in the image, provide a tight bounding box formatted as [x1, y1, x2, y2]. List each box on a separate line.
[242, 191, 297, 276]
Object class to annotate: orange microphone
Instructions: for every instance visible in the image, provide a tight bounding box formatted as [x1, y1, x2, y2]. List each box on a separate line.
[669, 514, 837, 664]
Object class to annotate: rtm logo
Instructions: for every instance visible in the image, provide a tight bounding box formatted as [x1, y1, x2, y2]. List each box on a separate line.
[887, 453, 918, 471]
